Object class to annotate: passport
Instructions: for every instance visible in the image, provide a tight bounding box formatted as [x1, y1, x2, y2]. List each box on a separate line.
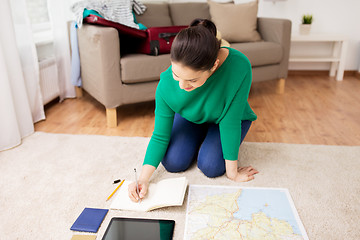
[70, 208, 108, 233]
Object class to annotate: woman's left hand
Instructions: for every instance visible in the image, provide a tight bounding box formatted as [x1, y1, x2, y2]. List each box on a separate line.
[232, 166, 259, 182]
[225, 160, 259, 182]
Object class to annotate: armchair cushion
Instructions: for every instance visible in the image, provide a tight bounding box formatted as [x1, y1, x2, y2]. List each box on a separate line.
[135, 3, 172, 27]
[231, 42, 282, 67]
[120, 54, 171, 84]
[169, 3, 211, 26]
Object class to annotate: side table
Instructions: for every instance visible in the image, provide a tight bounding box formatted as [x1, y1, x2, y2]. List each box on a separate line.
[289, 34, 348, 81]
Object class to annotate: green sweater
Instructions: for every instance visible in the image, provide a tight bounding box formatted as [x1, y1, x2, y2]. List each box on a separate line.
[143, 47, 257, 168]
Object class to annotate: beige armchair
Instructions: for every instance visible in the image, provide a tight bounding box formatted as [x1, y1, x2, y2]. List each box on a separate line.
[77, 2, 291, 127]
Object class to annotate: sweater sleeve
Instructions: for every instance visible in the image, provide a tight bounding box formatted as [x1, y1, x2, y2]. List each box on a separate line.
[143, 88, 175, 168]
[219, 69, 252, 161]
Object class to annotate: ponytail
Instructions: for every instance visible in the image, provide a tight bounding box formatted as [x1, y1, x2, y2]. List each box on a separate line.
[189, 18, 218, 38]
[171, 19, 221, 71]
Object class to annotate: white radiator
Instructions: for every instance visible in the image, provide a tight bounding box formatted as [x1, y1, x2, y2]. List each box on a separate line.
[38, 56, 59, 105]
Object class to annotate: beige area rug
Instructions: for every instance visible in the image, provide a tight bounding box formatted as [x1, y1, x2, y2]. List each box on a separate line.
[0, 132, 359, 240]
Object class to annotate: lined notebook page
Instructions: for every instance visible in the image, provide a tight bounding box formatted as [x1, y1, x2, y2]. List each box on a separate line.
[110, 177, 188, 211]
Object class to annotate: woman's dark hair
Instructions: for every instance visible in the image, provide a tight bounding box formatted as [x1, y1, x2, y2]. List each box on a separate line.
[170, 19, 221, 71]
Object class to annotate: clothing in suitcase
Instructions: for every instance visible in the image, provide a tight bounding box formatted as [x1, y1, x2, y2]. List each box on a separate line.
[83, 15, 187, 56]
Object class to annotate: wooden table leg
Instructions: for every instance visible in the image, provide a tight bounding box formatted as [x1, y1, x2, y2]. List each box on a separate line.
[336, 40, 348, 81]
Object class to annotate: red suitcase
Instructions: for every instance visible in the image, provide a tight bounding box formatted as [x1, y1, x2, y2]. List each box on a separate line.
[139, 25, 187, 56]
[83, 15, 187, 56]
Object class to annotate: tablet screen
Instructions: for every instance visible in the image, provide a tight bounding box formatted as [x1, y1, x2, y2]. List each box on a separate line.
[101, 217, 175, 240]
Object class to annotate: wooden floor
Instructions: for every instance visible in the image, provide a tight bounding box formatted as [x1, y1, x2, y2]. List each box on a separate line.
[35, 72, 360, 145]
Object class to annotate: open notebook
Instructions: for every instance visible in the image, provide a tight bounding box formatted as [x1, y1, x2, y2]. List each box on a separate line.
[110, 177, 188, 212]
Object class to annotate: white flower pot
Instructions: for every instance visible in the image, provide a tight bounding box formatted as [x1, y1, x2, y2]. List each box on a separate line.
[299, 24, 311, 35]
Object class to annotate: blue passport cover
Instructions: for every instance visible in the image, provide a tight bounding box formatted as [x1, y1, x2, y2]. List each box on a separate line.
[70, 208, 109, 233]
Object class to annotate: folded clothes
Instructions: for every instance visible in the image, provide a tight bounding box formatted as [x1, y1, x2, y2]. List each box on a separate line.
[71, 0, 147, 29]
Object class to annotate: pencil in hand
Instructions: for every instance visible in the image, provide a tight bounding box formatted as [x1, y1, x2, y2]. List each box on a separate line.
[134, 168, 141, 203]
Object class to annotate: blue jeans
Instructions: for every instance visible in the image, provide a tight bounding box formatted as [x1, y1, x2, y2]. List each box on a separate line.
[161, 113, 252, 178]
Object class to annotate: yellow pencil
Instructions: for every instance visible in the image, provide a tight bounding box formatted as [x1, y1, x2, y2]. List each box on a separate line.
[106, 179, 125, 201]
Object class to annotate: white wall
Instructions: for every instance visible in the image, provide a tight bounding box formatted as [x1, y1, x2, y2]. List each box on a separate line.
[258, 0, 360, 71]
[167, 0, 360, 71]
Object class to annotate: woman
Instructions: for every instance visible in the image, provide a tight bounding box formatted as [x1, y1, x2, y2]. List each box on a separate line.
[128, 19, 258, 202]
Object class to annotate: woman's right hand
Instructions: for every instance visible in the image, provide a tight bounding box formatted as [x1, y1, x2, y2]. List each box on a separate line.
[128, 165, 156, 202]
[128, 180, 149, 202]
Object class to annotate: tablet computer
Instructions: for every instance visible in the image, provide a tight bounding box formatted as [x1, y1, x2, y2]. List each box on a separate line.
[101, 217, 175, 240]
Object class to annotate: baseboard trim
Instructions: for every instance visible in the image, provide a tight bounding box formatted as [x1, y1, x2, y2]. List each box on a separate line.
[288, 70, 358, 77]
[355, 71, 360, 79]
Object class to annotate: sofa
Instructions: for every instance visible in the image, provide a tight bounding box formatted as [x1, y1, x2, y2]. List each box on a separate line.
[77, 2, 292, 127]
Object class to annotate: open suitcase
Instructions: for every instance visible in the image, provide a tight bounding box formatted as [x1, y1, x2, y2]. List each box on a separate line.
[83, 15, 187, 56]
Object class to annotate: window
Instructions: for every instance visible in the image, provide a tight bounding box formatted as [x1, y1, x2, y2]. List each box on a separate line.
[26, 0, 53, 45]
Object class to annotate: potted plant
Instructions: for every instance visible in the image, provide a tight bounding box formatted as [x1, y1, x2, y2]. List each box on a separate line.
[300, 14, 313, 35]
